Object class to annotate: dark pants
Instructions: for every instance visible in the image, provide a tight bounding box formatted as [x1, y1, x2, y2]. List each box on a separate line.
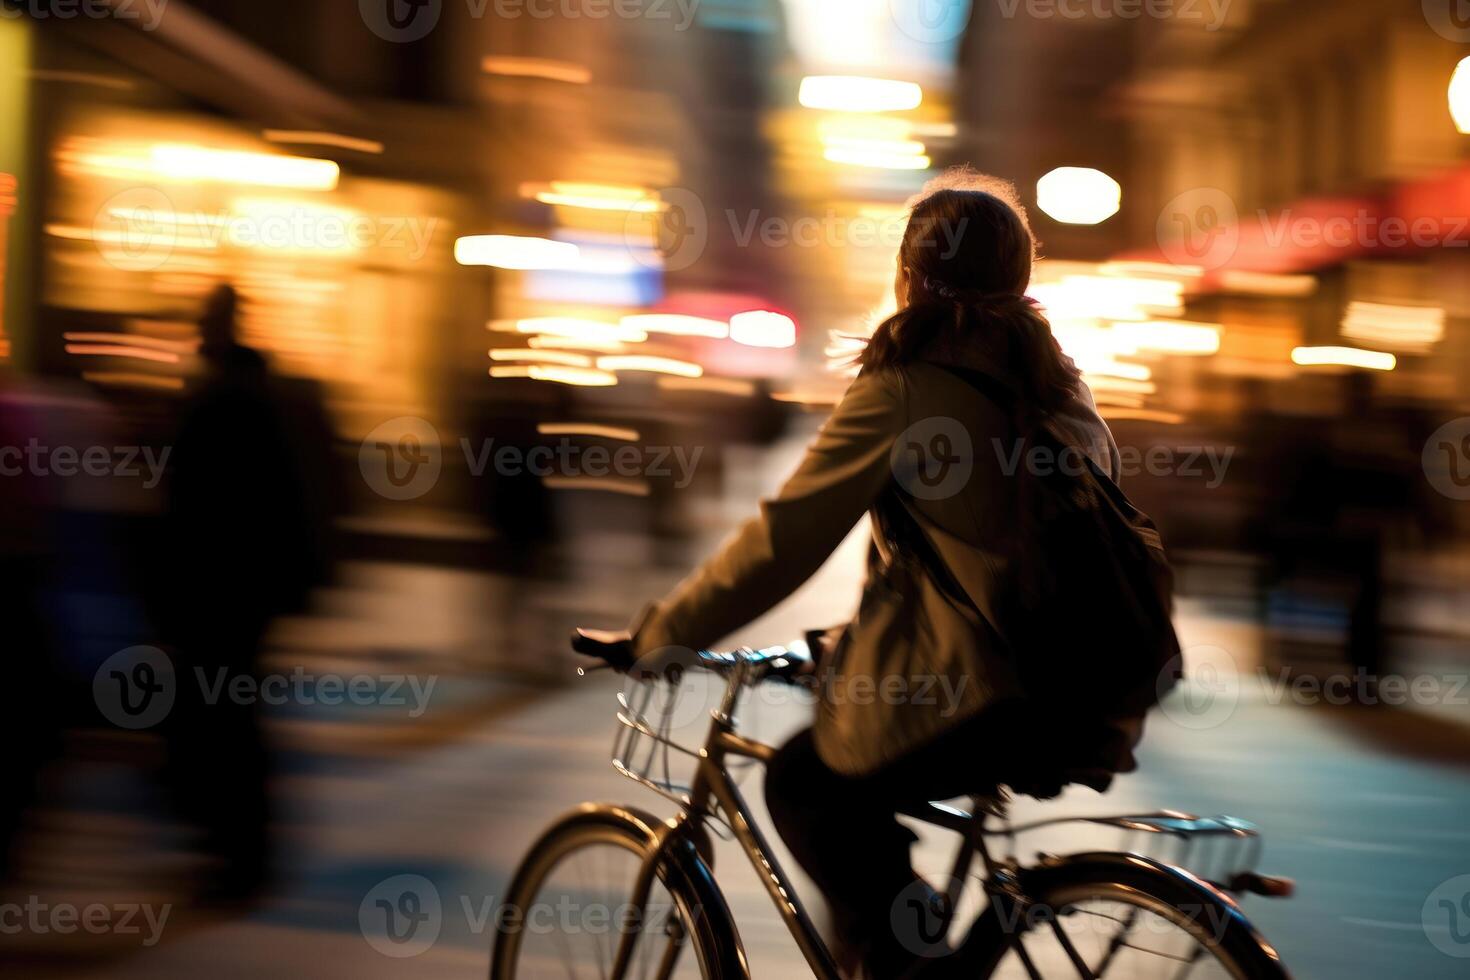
[165, 622, 273, 897]
[765, 705, 1072, 976]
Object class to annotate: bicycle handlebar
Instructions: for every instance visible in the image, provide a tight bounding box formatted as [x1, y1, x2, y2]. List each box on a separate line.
[570, 628, 635, 671]
[571, 629, 814, 685]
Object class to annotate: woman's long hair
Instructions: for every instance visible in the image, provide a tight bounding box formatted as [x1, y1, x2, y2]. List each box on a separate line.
[860, 169, 1080, 421]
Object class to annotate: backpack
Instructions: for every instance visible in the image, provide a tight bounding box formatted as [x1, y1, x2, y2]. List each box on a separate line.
[891, 365, 1183, 719]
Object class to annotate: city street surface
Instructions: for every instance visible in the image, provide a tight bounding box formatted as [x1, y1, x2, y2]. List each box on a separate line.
[11, 432, 1470, 979]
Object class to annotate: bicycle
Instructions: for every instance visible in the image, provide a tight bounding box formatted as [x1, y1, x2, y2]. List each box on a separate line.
[491, 635, 1296, 979]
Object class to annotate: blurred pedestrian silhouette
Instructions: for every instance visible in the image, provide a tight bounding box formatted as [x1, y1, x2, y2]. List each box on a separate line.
[0, 376, 60, 885]
[1261, 372, 1419, 690]
[467, 380, 563, 671]
[159, 284, 338, 901]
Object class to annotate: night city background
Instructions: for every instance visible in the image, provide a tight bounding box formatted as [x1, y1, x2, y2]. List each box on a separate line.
[3, 0, 1470, 977]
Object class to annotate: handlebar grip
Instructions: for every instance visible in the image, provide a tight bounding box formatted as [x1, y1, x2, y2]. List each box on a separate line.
[571, 629, 635, 672]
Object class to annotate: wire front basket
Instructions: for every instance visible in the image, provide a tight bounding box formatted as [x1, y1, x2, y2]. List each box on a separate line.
[611, 680, 705, 809]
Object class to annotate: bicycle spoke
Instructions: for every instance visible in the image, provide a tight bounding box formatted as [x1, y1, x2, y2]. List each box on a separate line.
[652, 917, 688, 980]
[1048, 918, 1098, 979]
[991, 896, 1238, 980]
[1089, 905, 1140, 976]
[1169, 945, 1208, 980]
[1010, 932, 1047, 980]
[1065, 907, 1206, 964]
[504, 836, 703, 980]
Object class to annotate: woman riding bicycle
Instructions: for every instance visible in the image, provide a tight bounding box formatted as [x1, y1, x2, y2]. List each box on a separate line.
[606, 168, 1147, 977]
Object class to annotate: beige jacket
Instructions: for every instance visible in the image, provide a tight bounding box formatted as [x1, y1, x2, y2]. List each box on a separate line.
[632, 345, 1123, 773]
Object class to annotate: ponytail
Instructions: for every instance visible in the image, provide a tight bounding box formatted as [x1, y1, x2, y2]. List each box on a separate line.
[859, 287, 1081, 420]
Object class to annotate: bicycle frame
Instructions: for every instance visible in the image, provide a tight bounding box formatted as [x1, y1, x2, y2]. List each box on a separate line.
[608, 704, 1003, 980]
[593, 649, 1289, 980]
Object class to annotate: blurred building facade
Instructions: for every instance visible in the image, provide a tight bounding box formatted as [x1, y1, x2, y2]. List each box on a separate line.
[952, 0, 1470, 663]
[2, 0, 808, 538]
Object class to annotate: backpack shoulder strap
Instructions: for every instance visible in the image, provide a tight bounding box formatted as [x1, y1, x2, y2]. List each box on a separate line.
[929, 363, 1019, 412]
[931, 363, 1065, 447]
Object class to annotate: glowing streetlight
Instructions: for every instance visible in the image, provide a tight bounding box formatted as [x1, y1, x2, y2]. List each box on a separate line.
[798, 76, 923, 113]
[1290, 346, 1396, 372]
[455, 235, 579, 270]
[729, 311, 797, 348]
[1036, 167, 1122, 225]
[1450, 56, 1470, 133]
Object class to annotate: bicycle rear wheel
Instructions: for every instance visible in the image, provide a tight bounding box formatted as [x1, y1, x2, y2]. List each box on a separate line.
[490, 812, 724, 980]
[975, 873, 1289, 979]
[952, 852, 1287, 975]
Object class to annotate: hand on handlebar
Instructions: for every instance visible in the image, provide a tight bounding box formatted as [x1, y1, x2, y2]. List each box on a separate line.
[571, 629, 693, 680]
[571, 628, 635, 672]
[573, 627, 829, 683]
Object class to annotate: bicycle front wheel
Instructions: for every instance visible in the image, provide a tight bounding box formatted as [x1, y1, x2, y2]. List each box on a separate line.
[490, 809, 727, 980]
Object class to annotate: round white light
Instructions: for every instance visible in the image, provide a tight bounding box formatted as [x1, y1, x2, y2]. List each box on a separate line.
[1036, 167, 1122, 226]
[797, 76, 923, 113]
[729, 311, 796, 348]
[1450, 56, 1470, 134]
